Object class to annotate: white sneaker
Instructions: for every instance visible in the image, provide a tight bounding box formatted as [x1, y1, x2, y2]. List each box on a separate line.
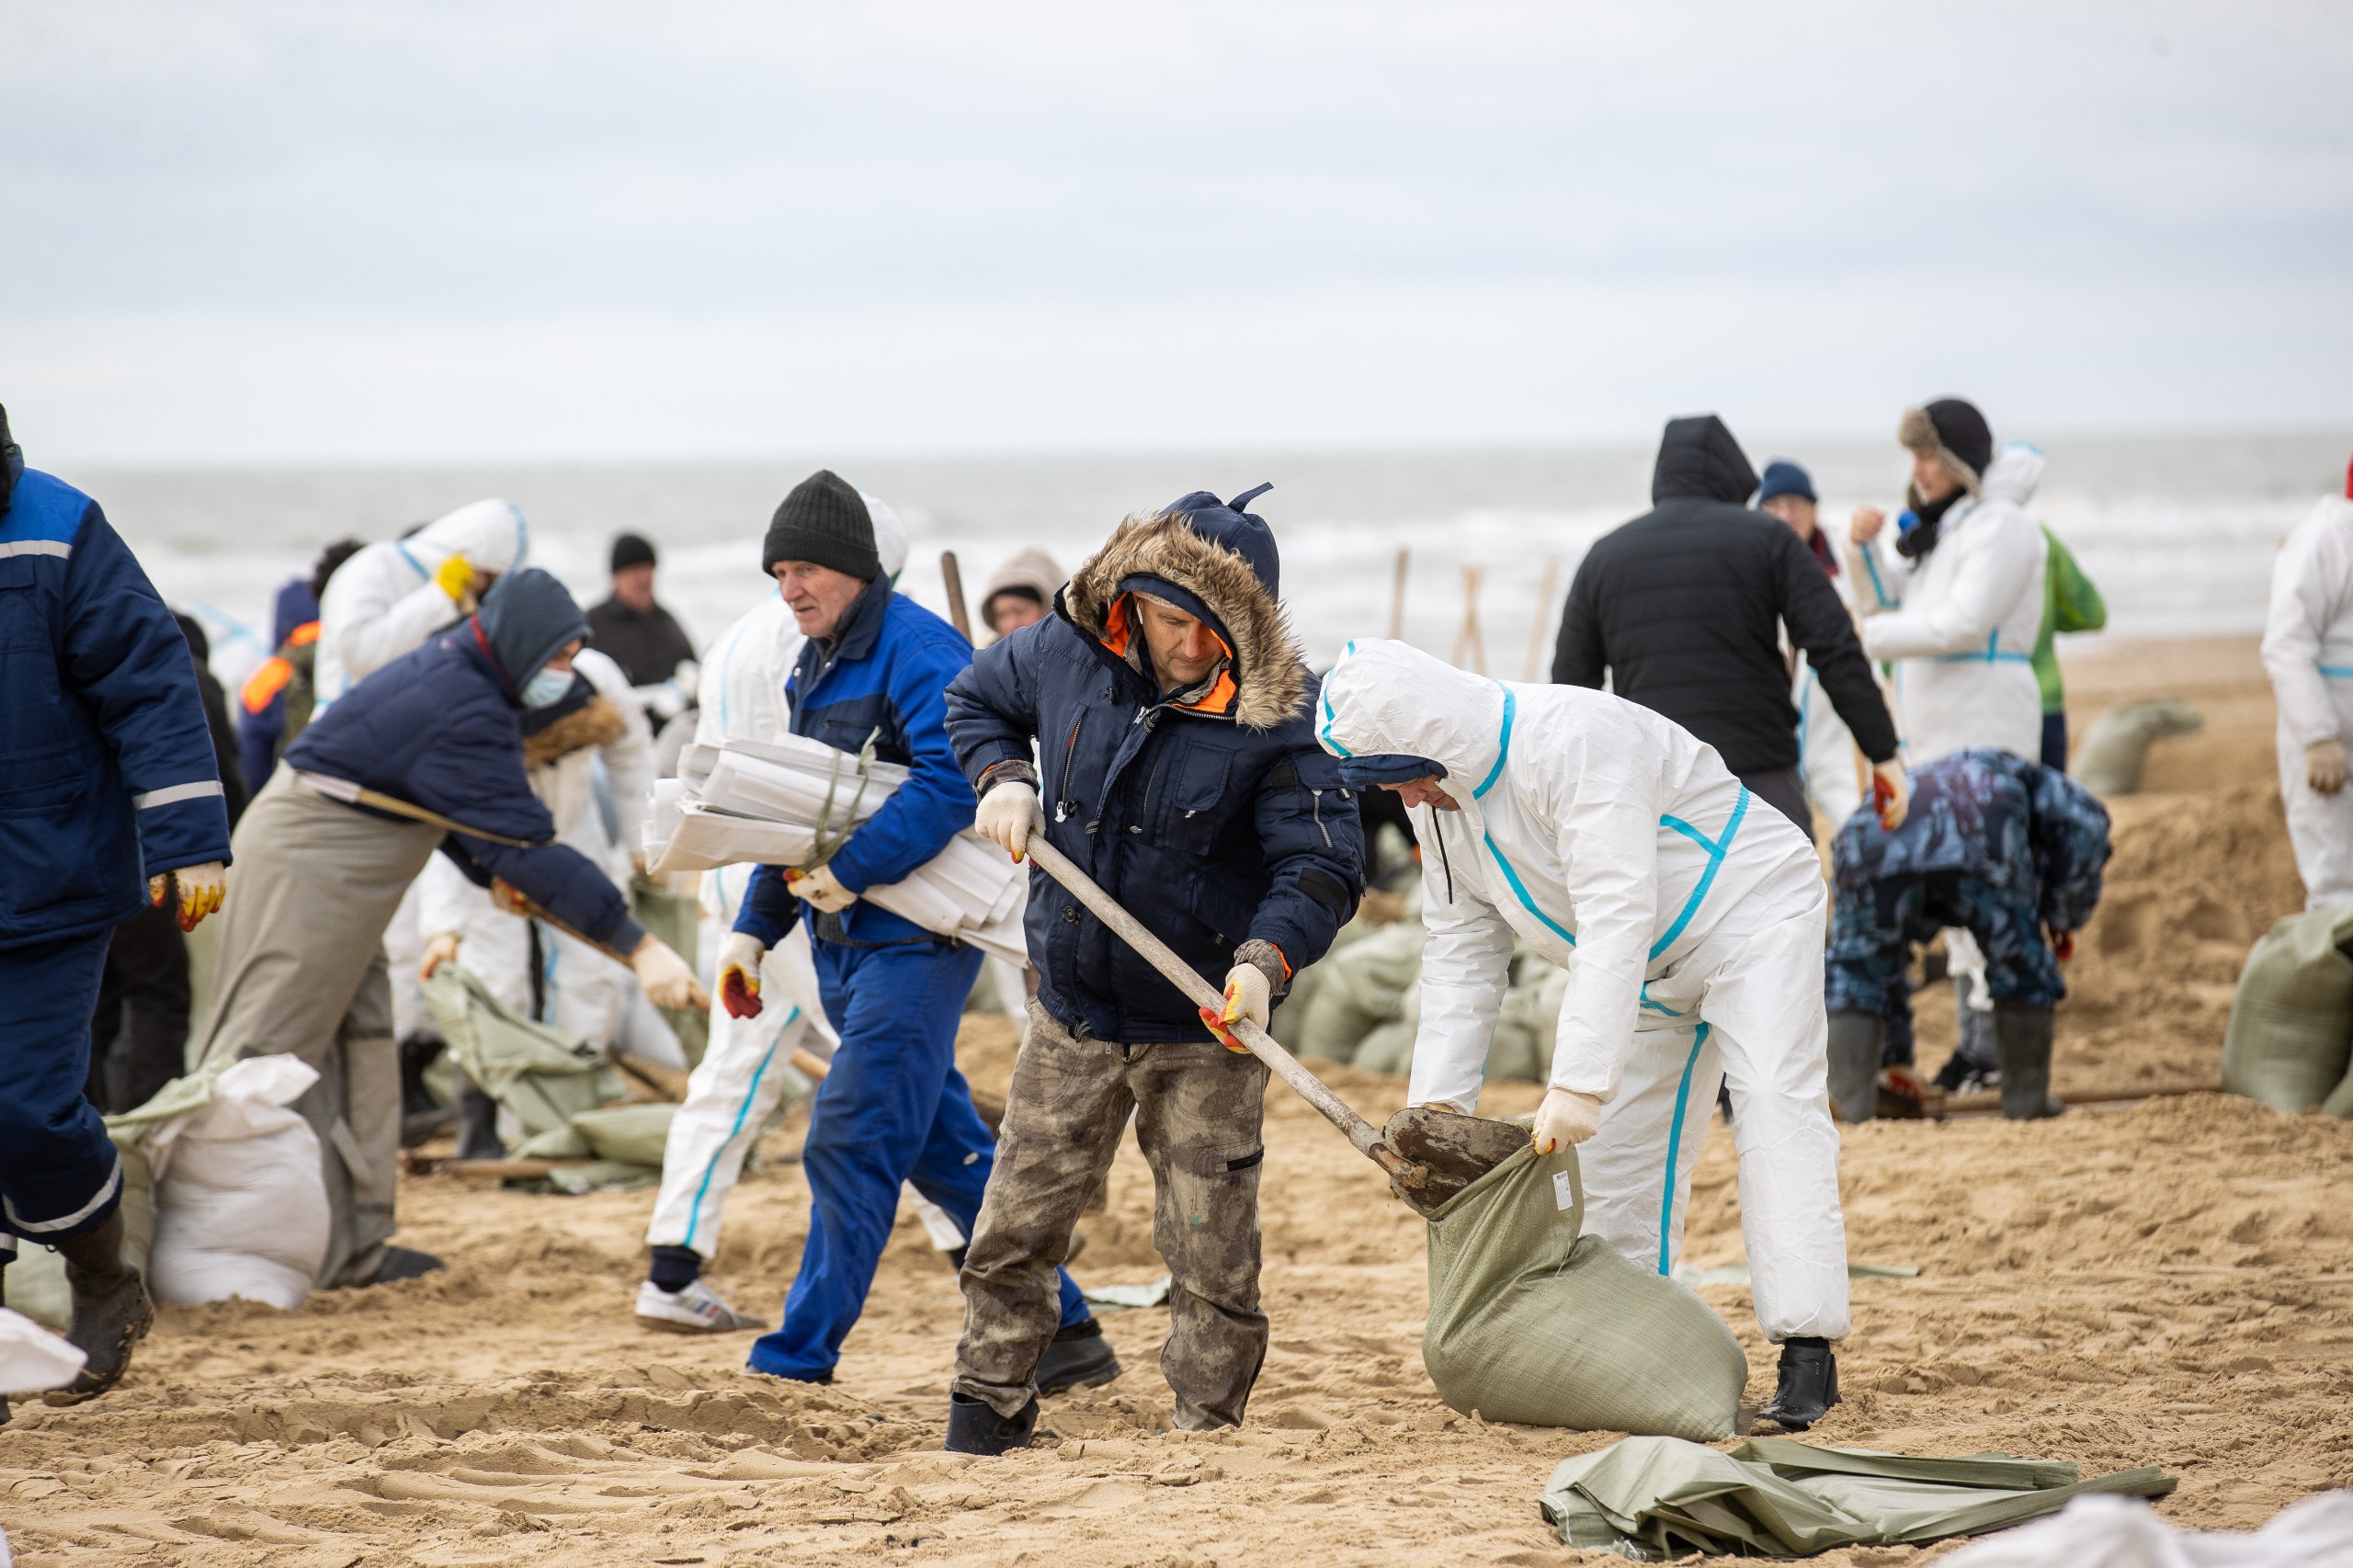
[634, 1278, 767, 1334]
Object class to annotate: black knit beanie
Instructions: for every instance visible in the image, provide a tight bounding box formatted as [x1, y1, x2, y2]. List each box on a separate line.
[1901, 398, 1994, 491]
[762, 470, 880, 580]
[610, 532, 656, 573]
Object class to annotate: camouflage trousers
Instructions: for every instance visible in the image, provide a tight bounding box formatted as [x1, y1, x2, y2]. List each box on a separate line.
[954, 1004, 1270, 1429]
[1825, 869, 2064, 1033]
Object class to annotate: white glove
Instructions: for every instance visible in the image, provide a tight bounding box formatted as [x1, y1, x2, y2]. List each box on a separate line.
[1870, 759, 1912, 831]
[718, 931, 767, 1019]
[1219, 960, 1271, 1044]
[419, 931, 462, 981]
[975, 780, 1040, 860]
[1531, 1088, 1604, 1154]
[631, 936, 708, 1012]
[791, 864, 858, 914]
[148, 861, 226, 932]
[2310, 740, 2348, 795]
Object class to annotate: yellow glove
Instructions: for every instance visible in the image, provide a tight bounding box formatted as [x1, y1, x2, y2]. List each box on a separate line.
[1531, 1087, 1603, 1154]
[789, 865, 857, 914]
[148, 861, 226, 932]
[2309, 739, 2348, 795]
[419, 931, 462, 981]
[433, 551, 477, 606]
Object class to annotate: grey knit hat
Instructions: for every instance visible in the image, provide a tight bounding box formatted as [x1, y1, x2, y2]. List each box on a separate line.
[762, 470, 881, 580]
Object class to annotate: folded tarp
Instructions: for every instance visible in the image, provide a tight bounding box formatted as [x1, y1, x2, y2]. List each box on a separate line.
[645, 736, 1029, 967]
[1540, 1435, 2176, 1560]
[424, 968, 624, 1141]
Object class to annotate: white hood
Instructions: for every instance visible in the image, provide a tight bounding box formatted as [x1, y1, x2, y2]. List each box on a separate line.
[1978, 441, 2044, 507]
[1315, 640, 1506, 789]
[408, 497, 530, 575]
[860, 492, 911, 582]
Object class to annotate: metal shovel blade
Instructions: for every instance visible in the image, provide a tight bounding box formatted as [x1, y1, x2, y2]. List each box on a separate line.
[1381, 1105, 1529, 1215]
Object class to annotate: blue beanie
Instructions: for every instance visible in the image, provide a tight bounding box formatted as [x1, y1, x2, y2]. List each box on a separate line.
[1756, 460, 1816, 505]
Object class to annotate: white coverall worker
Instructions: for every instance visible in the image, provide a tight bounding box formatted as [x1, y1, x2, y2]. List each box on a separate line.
[416, 648, 660, 1048]
[1847, 443, 2049, 770]
[1794, 517, 1870, 829]
[1316, 640, 1849, 1343]
[641, 497, 968, 1265]
[2262, 489, 2353, 911]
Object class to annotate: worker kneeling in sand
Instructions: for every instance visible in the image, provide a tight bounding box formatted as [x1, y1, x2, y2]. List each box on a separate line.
[194, 569, 703, 1289]
[1315, 639, 1857, 1429]
[1825, 748, 2109, 1123]
[942, 485, 1365, 1453]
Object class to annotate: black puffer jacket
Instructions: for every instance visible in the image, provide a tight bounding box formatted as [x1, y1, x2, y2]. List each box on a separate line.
[1552, 415, 1898, 775]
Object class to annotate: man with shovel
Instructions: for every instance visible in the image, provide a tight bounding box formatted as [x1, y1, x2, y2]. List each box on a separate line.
[942, 485, 1364, 1452]
[1314, 638, 1856, 1429]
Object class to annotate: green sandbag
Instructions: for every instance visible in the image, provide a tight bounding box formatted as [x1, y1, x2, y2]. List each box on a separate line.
[631, 878, 710, 1068]
[1541, 1434, 2175, 1559]
[1423, 1142, 1747, 1439]
[424, 968, 623, 1140]
[1298, 919, 1425, 1062]
[2222, 903, 2353, 1115]
[568, 1102, 677, 1167]
[1489, 958, 1565, 1084]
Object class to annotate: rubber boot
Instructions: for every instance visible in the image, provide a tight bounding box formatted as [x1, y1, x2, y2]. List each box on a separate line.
[1034, 1318, 1122, 1396]
[1994, 1001, 2065, 1119]
[1757, 1336, 1840, 1430]
[456, 1081, 505, 1161]
[944, 1392, 1039, 1455]
[43, 1210, 153, 1406]
[1824, 1011, 1884, 1125]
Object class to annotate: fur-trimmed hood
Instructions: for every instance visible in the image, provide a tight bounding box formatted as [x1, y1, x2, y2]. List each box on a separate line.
[1063, 494, 1308, 731]
[523, 693, 626, 769]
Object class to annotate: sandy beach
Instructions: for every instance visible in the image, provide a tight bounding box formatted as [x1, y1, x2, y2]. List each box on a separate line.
[6, 634, 2351, 1566]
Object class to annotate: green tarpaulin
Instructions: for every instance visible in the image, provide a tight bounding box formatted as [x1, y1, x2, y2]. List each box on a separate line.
[423, 967, 623, 1140]
[1540, 1436, 2175, 1559]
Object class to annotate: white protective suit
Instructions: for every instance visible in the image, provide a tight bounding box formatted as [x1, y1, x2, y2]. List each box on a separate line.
[1848, 443, 2049, 768]
[1317, 640, 1849, 1342]
[2261, 492, 2353, 910]
[1794, 519, 1869, 829]
[643, 497, 973, 1261]
[313, 498, 531, 715]
[416, 649, 658, 1048]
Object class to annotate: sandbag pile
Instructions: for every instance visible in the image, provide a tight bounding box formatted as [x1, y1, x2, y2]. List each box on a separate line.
[644, 734, 1028, 965]
[2222, 903, 2353, 1117]
[1422, 1141, 1749, 1440]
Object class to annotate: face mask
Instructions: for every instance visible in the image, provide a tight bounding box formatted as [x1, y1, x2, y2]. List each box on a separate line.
[521, 667, 574, 708]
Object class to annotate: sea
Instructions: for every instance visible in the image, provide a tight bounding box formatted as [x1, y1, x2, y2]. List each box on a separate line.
[80, 432, 2349, 697]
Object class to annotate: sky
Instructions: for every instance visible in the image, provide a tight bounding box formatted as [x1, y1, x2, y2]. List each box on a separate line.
[4, 0, 2349, 467]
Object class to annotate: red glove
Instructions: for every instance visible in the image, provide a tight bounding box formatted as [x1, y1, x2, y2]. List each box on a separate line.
[2052, 929, 2075, 961]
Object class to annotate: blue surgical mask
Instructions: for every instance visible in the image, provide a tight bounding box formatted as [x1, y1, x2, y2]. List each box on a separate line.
[521, 667, 574, 708]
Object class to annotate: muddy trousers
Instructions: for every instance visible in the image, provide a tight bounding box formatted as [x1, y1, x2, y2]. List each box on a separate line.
[956, 1006, 1271, 1430]
[0, 930, 122, 1245]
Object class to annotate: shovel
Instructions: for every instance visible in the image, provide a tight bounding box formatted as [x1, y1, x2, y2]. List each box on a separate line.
[1023, 836, 1522, 1217]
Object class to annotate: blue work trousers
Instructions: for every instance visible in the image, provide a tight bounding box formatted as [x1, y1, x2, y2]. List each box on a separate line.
[747, 935, 1086, 1381]
[1, 930, 124, 1245]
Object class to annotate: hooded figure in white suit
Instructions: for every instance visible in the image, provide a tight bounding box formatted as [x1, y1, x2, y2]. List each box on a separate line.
[313, 498, 532, 715]
[1315, 639, 1850, 1429]
[2262, 472, 2353, 910]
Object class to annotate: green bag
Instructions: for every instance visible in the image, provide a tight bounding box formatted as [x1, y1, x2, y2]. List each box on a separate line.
[2222, 903, 2353, 1115]
[1298, 919, 1425, 1063]
[631, 878, 710, 1068]
[567, 1102, 676, 1167]
[1422, 1142, 1748, 1440]
[424, 968, 623, 1140]
[1540, 1435, 2174, 1559]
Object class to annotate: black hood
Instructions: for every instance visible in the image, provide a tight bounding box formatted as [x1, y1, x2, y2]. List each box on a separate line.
[0, 403, 20, 517]
[1650, 414, 1759, 506]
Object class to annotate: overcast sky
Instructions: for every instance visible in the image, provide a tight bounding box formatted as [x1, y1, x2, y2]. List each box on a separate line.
[4, 1, 2348, 466]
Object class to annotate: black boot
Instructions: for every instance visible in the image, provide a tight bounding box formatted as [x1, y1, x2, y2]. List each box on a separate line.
[1994, 1001, 2065, 1120]
[1757, 1336, 1840, 1430]
[43, 1210, 153, 1406]
[944, 1391, 1039, 1455]
[1034, 1318, 1121, 1396]
[1824, 1012, 1883, 1125]
[456, 1082, 504, 1160]
[399, 1033, 456, 1146]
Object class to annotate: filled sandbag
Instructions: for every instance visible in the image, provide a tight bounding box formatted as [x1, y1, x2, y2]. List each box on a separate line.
[1298, 918, 1425, 1062]
[1422, 1142, 1748, 1439]
[0, 1308, 85, 1395]
[2222, 903, 2353, 1116]
[2073, 700, 2202, 798]
[149, 1055, 332, 1309]
[1487, 956, 1566, 1085]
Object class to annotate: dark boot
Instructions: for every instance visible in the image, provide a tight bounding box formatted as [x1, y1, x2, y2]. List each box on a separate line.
[456, 1082, 504, 1160]
[399, 1033, 455, 1146]
[1757, 1336, 1840, 1430]
[1825, 1011, 1884, 1125]
[1034, 1318, 1121, 1396]
[43, 1210, 153, 1406]
[1994, 1002, 2065, 1119]
[944, 1391, 1039, 1455]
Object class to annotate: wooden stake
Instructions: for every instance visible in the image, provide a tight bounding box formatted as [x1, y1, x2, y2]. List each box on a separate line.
[940, 551, 973, 642]
[1451, 565, 1487, 673]
[1387, 547, 1409, 641]
[1521, 557, 1559, 681]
